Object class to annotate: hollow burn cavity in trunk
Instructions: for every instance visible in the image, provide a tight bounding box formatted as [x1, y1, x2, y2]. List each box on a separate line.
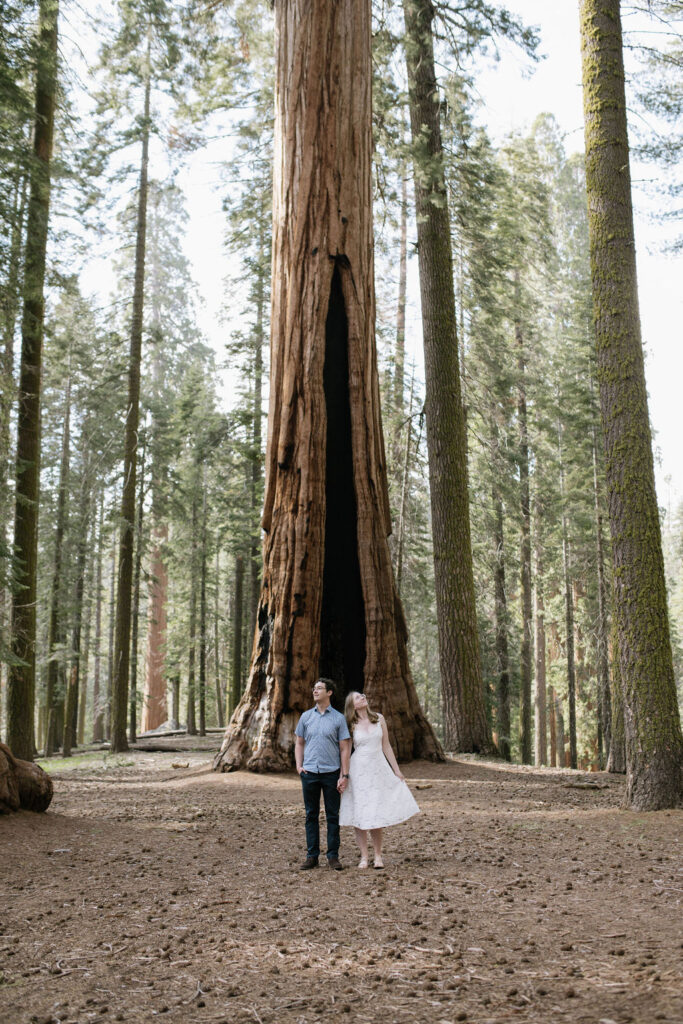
[319, 265, 366, 707]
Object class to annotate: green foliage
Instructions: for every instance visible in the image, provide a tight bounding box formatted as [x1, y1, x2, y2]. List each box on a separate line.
[627, 1, 683, 249]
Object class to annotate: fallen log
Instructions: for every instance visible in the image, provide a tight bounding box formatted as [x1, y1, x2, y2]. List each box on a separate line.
[0, 742, 53, 813]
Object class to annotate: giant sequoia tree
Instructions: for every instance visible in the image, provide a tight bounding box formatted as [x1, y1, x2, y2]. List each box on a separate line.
[213, 0, 442, 772]
[579, 0, 683, 808]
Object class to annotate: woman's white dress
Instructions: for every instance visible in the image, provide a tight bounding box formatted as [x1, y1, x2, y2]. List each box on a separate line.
[339, 719, 419, 829]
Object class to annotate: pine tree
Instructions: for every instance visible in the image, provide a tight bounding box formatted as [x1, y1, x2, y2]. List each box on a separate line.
[403, 0, 492, 754]
[580, 0, 683, 807]
[7, 0, 59, 760]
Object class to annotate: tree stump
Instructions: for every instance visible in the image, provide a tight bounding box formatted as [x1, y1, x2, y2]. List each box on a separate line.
[213, 0, 443, 773]
[0, 742, 53, 813]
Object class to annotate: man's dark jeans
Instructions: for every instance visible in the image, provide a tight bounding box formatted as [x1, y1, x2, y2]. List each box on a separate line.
[300, 770, 341, 860]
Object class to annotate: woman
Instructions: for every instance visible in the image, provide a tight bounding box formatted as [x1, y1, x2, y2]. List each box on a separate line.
[339, 691, 419, 869]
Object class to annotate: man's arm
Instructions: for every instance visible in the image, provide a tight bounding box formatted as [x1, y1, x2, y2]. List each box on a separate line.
[295, 735, 306, 774]
[338, 738, 351, 791]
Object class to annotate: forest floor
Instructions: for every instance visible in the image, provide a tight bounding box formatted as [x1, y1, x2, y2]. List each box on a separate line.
[1, 741, 682, 1024]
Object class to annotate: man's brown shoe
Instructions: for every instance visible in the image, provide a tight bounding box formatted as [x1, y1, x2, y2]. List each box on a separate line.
[327, 857, 343, 871]
[300, 856, 318, 870]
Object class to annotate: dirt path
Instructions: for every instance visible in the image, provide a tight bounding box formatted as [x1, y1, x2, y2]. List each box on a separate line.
[1, 749, 681, 1024]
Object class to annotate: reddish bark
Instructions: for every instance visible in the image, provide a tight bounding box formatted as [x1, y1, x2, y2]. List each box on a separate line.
[214, 0, 441, 772]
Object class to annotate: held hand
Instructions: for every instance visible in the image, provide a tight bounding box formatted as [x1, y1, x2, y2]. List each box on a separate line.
[337, 776, 348, 793]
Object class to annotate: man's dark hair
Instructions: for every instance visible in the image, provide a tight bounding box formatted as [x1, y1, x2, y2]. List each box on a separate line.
[317, 677, 336, 701]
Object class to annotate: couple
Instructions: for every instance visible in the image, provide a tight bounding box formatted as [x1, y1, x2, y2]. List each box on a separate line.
[294, 678, 419, 870]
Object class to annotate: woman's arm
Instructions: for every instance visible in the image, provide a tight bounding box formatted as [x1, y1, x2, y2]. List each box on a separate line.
[379, 715, 406, 781]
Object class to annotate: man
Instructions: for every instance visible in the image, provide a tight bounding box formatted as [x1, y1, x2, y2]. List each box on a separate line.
[295, 678, 351, 870]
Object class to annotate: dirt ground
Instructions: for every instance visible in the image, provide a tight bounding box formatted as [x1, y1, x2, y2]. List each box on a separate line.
[1, 740, 682, 1024]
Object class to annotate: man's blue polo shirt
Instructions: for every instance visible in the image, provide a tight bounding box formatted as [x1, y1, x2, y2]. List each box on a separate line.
[295, 705, 350, 773]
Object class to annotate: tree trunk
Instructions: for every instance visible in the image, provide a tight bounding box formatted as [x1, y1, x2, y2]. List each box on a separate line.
[142, 522, 168, 731]
[491, 418, 510, 761]
[250, 218, 266, 641]
[45, 373, 71, 755]
[393, 171, 408, 414]
[592, 408, 611, 769]
[516, 306, 533, 764]
[92, 491, 105, 742]
[63, 456, 90, 757]
[106, 519, 117, 740]
[214, 538, 224, 728]
[533, 529, 547, 766]
[228, 554, 244, 720]
[142, 331, 169, 732]
[554, 691, 565, 769]
[404, 0, 492, 754]
[129, 438, 146, 744]
[186, 484, 198, 736]
[77, 519, 94, 747]
[110, 59, 151, 753]
[171, 673, 180, 729]
[558, 423, 578, 769]
[0, 742, 53, 814]
[395, 370, 416, 596]
[198, 467, 207, 736]
[580, 0, 683, 808]
[548, 684, 557, 768]
[214, 0, 441, 772]
[7, 0, 59, 762]
[607, 619, 626, 773]
[1, 172, 28, 540]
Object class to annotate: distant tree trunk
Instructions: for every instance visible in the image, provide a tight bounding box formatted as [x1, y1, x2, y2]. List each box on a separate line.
[548, 684, 557, 767]
[77, 524, 93, 747]
[533, 531, 547, 766]
[229, 554, 244, 720]
[129, 438, 146, 744]
[516, 306, 533, 765]
[592, 410, 610, 769]
[558, 423, 577, 769]
[1, 172, 28, 537]
[198, 467, 207, 736]
[106, 522, 117, 740]
[554, 691, 565, 769]
[493, 498, 511, 761]
[404, 0, 492, 754]
[393, 171, 408, 414]
[0, 174, 27, 706]
[142, 333, 169, 732]
[607, 620, 626, 773]
[142, 521, 168, 731]
[111, 58, 151, 753]
[7, 0, 59, 762]
[395, 370, 415, 596]
[171, 673, 180, 729]
[63, 456, 91, 757]
[92, 492, 105, 742]
[214, 539, 224, 727]
[250, 219, 266, 641]
[491, 418, 510, 761]
[186, 484, 198, 737]
[580, 0, 683, 808]
[45, 374, 71, 755]
[214, 0, 441, 771]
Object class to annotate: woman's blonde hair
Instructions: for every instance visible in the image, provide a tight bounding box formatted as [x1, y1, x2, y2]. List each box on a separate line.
[344, 690, 379, 732]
